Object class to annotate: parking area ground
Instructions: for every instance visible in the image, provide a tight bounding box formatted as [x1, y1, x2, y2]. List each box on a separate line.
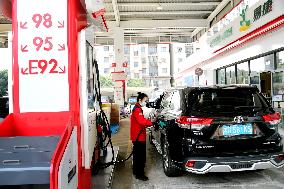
[112, 119, 284, 189]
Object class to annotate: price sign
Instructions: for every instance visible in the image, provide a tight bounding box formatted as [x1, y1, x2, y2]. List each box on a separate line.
[111, 71, 126, 81]
[114, 81, 125, 106]
[17, 0, 69, 112]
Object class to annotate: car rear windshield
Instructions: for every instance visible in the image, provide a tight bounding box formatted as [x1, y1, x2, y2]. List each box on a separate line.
[184, 88, 272, 117]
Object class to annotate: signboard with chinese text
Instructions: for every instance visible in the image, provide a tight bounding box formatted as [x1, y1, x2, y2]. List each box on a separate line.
[208, 0, 284, 53]
[17, 0, 69, 112]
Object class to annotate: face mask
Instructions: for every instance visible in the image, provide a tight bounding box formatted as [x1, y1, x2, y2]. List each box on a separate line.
[140, 102, 146, 107]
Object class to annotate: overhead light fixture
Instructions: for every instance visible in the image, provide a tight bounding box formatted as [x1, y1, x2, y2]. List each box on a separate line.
[156, 3, 163, 10]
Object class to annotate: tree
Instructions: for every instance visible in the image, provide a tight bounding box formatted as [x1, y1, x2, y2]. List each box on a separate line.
[0, 70, 8, 97]
[99, 75, 113, 87]
[127, 79, 144, 87]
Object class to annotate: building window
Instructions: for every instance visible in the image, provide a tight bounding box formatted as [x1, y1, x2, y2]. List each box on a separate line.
[104, 46, 109, 51]
[124, 45, 130, 54]
[104, 57, 109, 63]
[217, 69, 226, 84]
[148, 45, 157, 55]
[134, 73, 139, 78]
[276, 51, 284, 69]
[141, 47, 145, 53]
[134, 51, 139, 56]
[142, 68, 147, 74]
[142, 58, 146, 64]
[161, 47, 167, 52]
[104, 68, 109, 74]
[237, 62, 249, 84]
[178, 58, 183, 63]
[226, 66, 236, 84]
[160, 58, 166, 64]
[162, 68, 167, 73]
[185, 45, 194, 57]
[134, 62, 139, 67]
[149, 67, 158, 76]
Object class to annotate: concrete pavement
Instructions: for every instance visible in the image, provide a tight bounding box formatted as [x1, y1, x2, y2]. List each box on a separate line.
[112, 118, 284, 189]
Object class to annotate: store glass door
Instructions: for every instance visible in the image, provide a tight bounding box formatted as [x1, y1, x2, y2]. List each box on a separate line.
[260, 72, 272, 98]
[249, 71, 272, 103]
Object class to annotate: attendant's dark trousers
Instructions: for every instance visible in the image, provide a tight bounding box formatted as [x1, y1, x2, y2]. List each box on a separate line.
[132, 141, 146, 176]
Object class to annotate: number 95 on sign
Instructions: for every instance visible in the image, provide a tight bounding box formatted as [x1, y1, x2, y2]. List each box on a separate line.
[21, 59, 66, 75]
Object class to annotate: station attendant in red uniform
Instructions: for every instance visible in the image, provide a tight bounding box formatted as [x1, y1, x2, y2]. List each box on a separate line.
[130, 92, 153, 181]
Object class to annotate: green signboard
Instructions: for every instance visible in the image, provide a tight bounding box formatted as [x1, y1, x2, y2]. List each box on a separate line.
[210, 27, 233, 47]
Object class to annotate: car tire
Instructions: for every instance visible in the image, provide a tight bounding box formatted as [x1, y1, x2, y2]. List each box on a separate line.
[162, 138, 182, 177]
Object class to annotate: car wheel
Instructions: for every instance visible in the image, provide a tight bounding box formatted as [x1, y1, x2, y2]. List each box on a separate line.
[162, 139, 182, 177]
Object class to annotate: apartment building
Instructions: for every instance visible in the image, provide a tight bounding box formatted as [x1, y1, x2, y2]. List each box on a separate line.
[94, 45, 115, 76]
[95, 43, 191, 89]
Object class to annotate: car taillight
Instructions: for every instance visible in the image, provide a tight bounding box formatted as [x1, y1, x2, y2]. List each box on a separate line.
[185, 160, 195, 168]
[176, 116, 213, 129]
[262, 112, 281, 125]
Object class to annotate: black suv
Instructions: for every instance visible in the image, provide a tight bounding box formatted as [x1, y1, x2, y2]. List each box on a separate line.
[149, 85, 284, 176]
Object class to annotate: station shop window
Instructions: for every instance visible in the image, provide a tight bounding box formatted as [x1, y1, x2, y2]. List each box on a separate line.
[276, 51, 284, 69]
[237, 62, 249, 84]
[272, 72, 284, 95]
[250, 54, 274, 72]
[217, 69, 225, 84]
[226, 66, 236, 84]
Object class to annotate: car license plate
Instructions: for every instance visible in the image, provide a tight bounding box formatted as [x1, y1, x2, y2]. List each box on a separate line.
[230, 163, 253, 169]
[222, 124, 253, 136]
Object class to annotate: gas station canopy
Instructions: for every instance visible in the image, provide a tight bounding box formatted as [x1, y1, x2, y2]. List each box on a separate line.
[97, 0, 226, 44]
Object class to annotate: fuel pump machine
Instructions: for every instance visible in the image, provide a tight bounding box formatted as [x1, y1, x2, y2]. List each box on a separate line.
[0, 0, 108, 188]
